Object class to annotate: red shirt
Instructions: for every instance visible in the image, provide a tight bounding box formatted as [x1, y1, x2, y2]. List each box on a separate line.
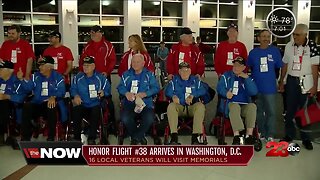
[179, 45, 192, 65]
[118, 49, 154, 76]
[0, 39, 35, 76]
[167, 43, 205, 76]
[43, 45, 74, 84]
[214, 41, 248, 76]
[79, 37, 116, 75]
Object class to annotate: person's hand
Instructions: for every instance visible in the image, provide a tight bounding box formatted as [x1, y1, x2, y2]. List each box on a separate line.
[226, 91, 233, 99]
[278, 81, 285, 93]
[172, 95, 180, 104]
[308, 86, 317, 97]
[0, 93, 4, 100]
[238, 72, 249, 79]
[125, 92, 136, 102]
[73, 95, 82, 106]
[17, 68, 24, 80]
[47, 96, 56, 109]
[185, 95, 194, 105]
[167, 74, 173, 80]
[98, 90, 104, 98]
[136, 92, 147, 99]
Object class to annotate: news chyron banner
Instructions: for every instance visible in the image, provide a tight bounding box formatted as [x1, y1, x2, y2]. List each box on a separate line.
[20, 142, 254, 166]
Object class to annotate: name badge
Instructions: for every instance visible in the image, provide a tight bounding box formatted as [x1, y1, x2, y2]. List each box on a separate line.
[41, 89, 49, 96]
[53, 57, 58, 70]
[260, 57, 267, 65]
[89, 84, 96, 91]
[130, 86, 138, 94]
[89, 90, 98, 98]
[179, 52, 185, 60]
[227, 52, 233, 59]
[132, 80, 138, 86]
[292, 63, 301, 71]
[260, 64, 268, 72]
[11, 50, 17, 63]
[186, 87, 192, 93]
[42, 82, 48, 89]
[232, 88, 239, 95]
[233, 81, 239, 88]
[0, 84, 6, 91]
[227, 52, 233, 65]
[185, 93, 191, 100]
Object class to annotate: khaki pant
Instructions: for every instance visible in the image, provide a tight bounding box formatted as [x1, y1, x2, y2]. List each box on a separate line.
[167, 102, 205, 134]
[228, 103, 256, 132]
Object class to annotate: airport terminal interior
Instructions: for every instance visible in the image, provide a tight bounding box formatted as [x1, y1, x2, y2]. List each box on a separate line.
[0, 0, 320, 179]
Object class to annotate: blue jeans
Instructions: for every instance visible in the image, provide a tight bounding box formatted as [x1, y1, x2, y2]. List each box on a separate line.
[256, 93, 277, 138]
[121, 105, 154, 141]
[285, 75, 310, 141]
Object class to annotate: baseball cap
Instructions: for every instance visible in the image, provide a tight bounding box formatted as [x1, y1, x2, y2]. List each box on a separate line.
[227, 23, 238, 31]
[232, 56, 245, 65]
[180, 27, 195, 35]
[83, 56, 95, 64]
[49, 31, 61, 39]
[38, 56, 54, 65]
[0, 61, 14, 69]
[91, 25, 103, 33]
[179, 62, 190, 69]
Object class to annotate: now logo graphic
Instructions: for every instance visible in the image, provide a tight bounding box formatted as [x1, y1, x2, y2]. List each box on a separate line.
[23, 148, 81, 159]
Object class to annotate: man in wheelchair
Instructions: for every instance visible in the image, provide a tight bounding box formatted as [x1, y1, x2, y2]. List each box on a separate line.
[217, 56, 258, 145]
[70, 56, 111, 145]
[165, 62, 207, 145]
[20, 56, 66, 141]
[117, 54, 160, 145]
[0, 61, 27, 148]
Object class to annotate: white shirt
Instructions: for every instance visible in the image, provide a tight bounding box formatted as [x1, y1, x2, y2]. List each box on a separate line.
[283, 39, 319, 77]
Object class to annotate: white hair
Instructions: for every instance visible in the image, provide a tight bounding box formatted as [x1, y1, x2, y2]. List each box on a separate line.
[295, 24, 309, 34]
[132, 53, 144, 61]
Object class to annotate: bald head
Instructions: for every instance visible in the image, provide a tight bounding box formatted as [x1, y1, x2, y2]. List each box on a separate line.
[131, 54, 145, 72]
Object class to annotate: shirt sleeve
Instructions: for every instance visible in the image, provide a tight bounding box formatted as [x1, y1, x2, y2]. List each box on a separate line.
[309, 41, 320, 65]
[282, 44, 290, 64]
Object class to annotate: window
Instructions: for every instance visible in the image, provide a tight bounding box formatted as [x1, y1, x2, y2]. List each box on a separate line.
[310, 2, 320, 46]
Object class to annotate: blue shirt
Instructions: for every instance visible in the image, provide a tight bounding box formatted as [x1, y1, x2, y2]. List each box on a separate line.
[157, 47, 169, 60]
[247, 45, 283, 94]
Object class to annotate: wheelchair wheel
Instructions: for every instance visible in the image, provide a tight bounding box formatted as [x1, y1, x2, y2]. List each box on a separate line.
[254, 138, 262, 152]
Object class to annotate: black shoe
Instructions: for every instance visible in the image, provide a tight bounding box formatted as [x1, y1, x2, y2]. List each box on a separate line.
[0, 134, 5, 146]
[232, 135, 241, 145]
[88, 140, 96, 145]
[279, 136, 293, 142]
[47, 137, 54, 141]
[245, 135, 255, 145]
[130, 139, 139, 145]
[191, 134, 206, 145]
[11, 138, 20, 150]
[302, 140, 313, 150]
[140, 137, 148, 145]
[170, 133, 181, 145]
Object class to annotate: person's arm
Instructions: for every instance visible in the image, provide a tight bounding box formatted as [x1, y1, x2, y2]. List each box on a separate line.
[64, 61, 73, 76]
[166, 48, 175, 77]
[117, 75, 129, 96]
[216, 74, 229, 98]
[192, 80, 207, 98]
[105, 43, 117, 75]
[310, 65, 319, 96]
[196, 51, 205, 76]
[145, 54, 155, 72]
[164, 80, 175, 99]
[214, 43, 222, 76]
[101, 75, 111, 97]
[54, 75, 66, 98]
[25, 58, 33, 80]
[145, 73, 160, 97]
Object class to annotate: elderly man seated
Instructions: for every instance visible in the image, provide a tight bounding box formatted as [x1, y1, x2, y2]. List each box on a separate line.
[20, 56, 66, 141]
[217, 56, 258, 145]
[165, 62, 207, 145]
[0, 61, 27, 149]
[70, 56, 111, 145]
[117, 54, 160, 145]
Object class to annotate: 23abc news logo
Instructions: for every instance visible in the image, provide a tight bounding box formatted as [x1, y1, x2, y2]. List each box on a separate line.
[266, 142, 300, 157]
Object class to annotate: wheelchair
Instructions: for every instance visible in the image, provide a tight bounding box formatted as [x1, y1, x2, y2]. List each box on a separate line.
[210, 99, 262, 152]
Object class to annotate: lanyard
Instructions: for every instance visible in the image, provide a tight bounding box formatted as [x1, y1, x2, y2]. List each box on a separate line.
[294, 46, 306, 63]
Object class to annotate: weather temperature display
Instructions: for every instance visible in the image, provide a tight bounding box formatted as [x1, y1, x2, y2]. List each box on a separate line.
[266, 8, 296, 38]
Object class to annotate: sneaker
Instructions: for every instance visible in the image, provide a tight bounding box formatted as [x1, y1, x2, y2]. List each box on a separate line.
[245, 135, 255, 145]
[130, 139, 139, 145]
[267, 137, 274, 142]
[302, 140, 313, 150]
[232, 135, 241, 145]
[170, 133, 181, 145]
[260, 136, 266, 142]
[140, 137, 148, 145]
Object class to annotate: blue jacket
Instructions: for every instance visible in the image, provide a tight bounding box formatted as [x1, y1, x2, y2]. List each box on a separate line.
[70, 71, 111, 108]
[217, 71, 258, 116]
[0, 74, 28, 124]
[21, 70, 66, 104]
[117, 68, 160, 108]
[165, 75, 206, 106]
[0, 74, 28, 104]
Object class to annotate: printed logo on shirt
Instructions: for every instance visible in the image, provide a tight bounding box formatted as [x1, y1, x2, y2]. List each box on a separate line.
[267, 54, 273, 61]
[16, 47, 21, 53]
[233, 48, 239, 55]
